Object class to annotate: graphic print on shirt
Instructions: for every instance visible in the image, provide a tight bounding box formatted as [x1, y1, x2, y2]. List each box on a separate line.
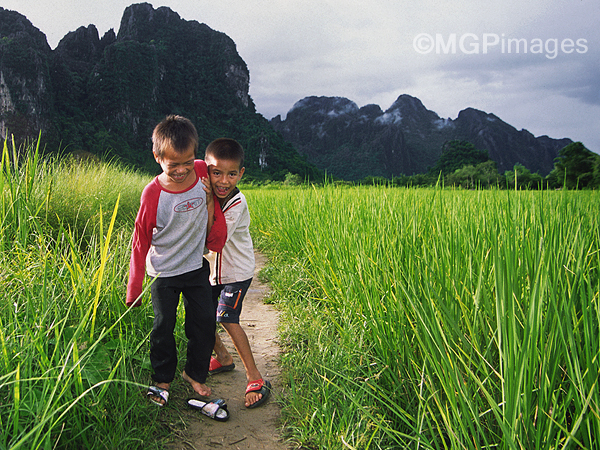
[148, 180, 209, 278]
[174, 197, 204, 213]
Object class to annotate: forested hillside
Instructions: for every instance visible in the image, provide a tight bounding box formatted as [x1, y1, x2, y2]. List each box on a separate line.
[0, 4, 320, 180]
[271, 95, 573, 180]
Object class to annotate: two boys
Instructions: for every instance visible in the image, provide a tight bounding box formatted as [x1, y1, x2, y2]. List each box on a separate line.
[126, 115, 268, 411]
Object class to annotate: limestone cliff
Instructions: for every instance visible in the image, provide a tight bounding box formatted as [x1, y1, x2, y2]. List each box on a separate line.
[271, 95, 572, 179]
[0, 7, 53, 141]
[0, 4, 318, 180]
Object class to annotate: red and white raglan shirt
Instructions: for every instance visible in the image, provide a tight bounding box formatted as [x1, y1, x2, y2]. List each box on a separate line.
[208, 188, 255, 285]
[126, 160, 226, 307]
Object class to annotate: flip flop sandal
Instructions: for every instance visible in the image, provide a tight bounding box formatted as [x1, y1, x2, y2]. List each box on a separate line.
[208, 356, 235, 375]
[245, 379, 271, 409]
[187, 398, 230, 421]
[147, 385, 169, 406]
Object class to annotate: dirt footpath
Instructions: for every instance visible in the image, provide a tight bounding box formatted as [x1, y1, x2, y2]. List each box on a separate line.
[167, 253, 288, 450]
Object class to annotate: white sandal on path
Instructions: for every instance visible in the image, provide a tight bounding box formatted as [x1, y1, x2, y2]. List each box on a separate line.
[147, 385, 169, 406]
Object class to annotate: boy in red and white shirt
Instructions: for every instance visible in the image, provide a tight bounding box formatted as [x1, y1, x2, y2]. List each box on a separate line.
[126, 116, 226, 406]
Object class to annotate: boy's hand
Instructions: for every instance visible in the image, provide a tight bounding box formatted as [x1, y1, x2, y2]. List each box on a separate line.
[202, 176, 214, 209]
[202, 175, 215, 234]
[126, 297, 142, 308]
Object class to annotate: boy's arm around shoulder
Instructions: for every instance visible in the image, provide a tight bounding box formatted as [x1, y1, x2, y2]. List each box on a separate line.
[197, 159, 227, 252]
[206, 196, 226, 252]
[126, 183, 158, 307]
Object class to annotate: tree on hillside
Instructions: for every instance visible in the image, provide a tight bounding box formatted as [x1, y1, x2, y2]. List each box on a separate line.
[504, 164, 543, 190]
[430, 140, 490, 175]
[546, 142, 599, 189]
[446, 160, 501, 188]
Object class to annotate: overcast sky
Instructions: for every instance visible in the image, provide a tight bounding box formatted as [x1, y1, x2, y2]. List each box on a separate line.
[4, 0, 599, 154]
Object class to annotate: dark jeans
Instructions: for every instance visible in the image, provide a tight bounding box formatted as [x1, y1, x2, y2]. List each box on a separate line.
[149, 262, 215, 384]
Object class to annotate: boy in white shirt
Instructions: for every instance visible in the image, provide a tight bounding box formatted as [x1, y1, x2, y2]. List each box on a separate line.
[205, 138, 271, 408]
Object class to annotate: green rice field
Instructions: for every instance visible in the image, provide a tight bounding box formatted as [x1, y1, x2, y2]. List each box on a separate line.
[1, 142, 599, 449]
[245, 184, 599, 449]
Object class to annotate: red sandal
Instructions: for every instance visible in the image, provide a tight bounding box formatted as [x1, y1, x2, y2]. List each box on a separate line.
[209, 356, 235, 375]
[245, 379, 271, 408]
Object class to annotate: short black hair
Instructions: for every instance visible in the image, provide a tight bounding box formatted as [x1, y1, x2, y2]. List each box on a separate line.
[204, 138, 245, 168]
[152, 115, 198, 158]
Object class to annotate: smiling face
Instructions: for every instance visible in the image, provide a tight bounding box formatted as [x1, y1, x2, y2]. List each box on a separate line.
[205, 156, 245, 204]
[154, 145, 196, 191]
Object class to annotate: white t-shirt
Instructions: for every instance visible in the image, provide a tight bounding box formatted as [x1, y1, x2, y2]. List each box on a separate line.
[208, 189, 255, 284]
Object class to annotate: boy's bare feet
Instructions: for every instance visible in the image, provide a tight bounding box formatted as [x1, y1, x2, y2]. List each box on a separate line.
[245, 389, 263, 407]
[213, 332, 235, 368]
[245, 379, 271, 408]
[244, 369, 265, 407]
[182, 370, 212, 397]
[213, 353, 235, 368]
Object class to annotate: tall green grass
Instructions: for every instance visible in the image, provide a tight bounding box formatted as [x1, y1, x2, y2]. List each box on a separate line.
[4, 141, 598, 449]
[0, 141, 171, 449]
[246, 184, 599, 449]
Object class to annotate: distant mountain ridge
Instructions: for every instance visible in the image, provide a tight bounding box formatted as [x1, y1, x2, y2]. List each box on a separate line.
[271, 95, 572, 180]
[0, 3, 319, 179]
[0, 3, 574, 182]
